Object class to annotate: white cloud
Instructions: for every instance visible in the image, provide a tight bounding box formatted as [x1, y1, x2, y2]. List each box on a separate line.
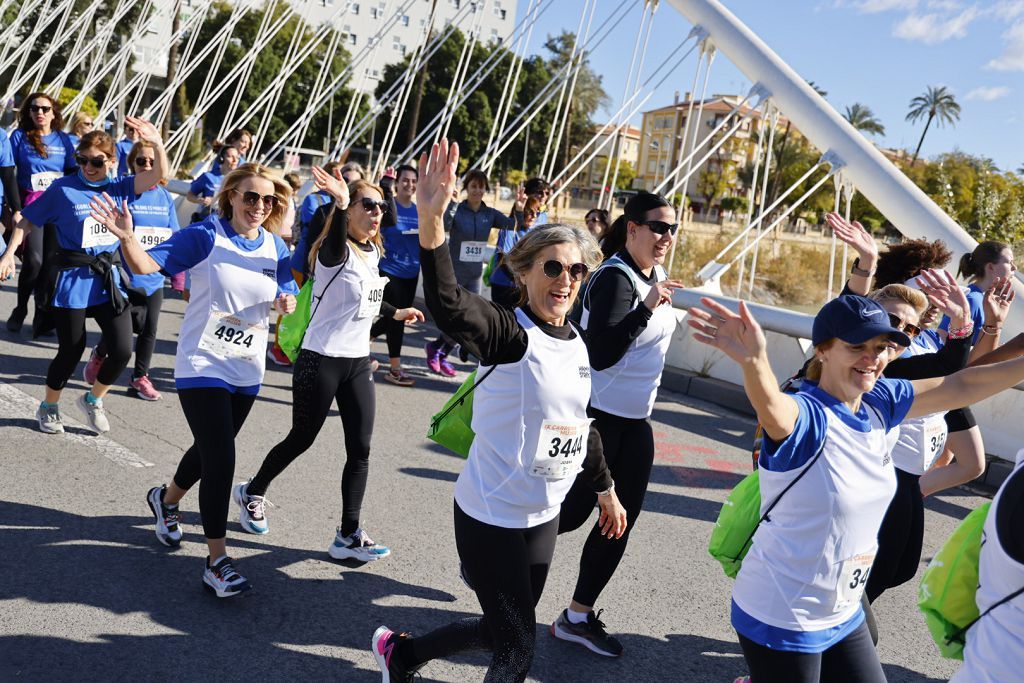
[892, 7, 980, 42]
[987, 21, 1024, 70]
[965, 86, 1012, 100]
[991, 1, 1024, 21]
[854, 0, 919, 12]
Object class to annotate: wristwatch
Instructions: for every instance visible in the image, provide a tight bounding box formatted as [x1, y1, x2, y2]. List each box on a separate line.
[851, 258, 874, 278]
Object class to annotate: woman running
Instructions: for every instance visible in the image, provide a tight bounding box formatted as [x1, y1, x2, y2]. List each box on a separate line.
[90, 162, 297, 597]
[0, 121, 165, 434]
[82, 140, 181, 401]
[552, 191, 683, 657]
[687, 292, 1024, 683]
[942, 240, 1015, 357]
[232, 167, 423, 560]
[6, 92, 78, 336]
[371, 140, 627, 683]
[188, 145, 239, 221]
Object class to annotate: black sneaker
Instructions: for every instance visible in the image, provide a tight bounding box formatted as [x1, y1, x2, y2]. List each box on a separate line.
[202, 556, 252, 598]
[146, 485, 182, 547]
[6, 307, 25, 333]
[550, 609, 624, 657]
[371, 626, 422, 683]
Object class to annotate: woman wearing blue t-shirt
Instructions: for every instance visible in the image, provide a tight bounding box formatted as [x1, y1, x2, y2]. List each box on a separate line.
[0, 121, 166, 436]
[687, 294, 1024, 683]
[83, 140, 180, 402]
[940, 240, 1016, 358]
[0, 127, 18, 254]
[6, 92, 78, 336]
[187, 145, 239, 221]
[91, 163, 297, 599]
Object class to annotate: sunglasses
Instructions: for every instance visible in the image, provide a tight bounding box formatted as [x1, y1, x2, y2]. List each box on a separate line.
[29, 104, 52, 114]
[359, 197, 390, 214]
[540, 260, 589, 282]
[75, 154, 108, 169]
[233, 190, 278, 208]
[888, 313, 921, 339]
[644, 221, 679, 236]
[134, 157, 154, 168]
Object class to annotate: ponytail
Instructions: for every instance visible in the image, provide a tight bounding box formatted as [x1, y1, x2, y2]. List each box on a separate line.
[958, 240, 1008, 281]
[601, 216, 627, 260]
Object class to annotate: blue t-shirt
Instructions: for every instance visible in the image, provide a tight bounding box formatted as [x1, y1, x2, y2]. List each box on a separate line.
[123, 185, 181, 295]
[210, 154, 246, 175]
[9, 129, 76, 192]
[0, 128, 13, 213]
[116, 138, 134, 176]
[379, 201, 420, 279]
[188, 171, 224, 219]
[489, 222, 529, 287]
[289, 191, 332, 274]
[939, 283, 984, 344]
[22, 174, 137, 308]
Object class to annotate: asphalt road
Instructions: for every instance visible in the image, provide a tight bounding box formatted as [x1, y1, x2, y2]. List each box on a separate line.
[0, 285, 976, 681]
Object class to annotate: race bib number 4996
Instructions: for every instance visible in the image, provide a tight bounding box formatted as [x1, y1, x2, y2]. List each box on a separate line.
[135, 226, 173, 250]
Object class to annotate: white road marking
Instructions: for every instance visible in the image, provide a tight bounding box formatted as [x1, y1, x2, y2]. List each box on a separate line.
[0, 382, 154, 468]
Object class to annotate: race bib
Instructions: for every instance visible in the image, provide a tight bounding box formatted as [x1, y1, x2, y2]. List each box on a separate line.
[401, 228, 419, 236]
[357, 276, 388, 319]
[529, 419, 591, 479]
[30, 171, 61, 192]
[459, 240, 487, 263]
[135, 226, 173, 250]
[919, 417, 948, 472]
[80, 215, 119, 249]
[197, 311, 268, 363]
[835, 548, 877, 610]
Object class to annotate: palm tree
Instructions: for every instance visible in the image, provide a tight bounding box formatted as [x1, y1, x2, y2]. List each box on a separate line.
[906, 85, 961, 164]
[844, 103, 885, 136]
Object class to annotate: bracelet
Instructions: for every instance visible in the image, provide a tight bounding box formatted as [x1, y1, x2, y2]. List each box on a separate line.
[850, 257, 875, 278]
[947, 323, 975, 340]
[981, 324, 1002, 336]
[597, 484, 615, 497]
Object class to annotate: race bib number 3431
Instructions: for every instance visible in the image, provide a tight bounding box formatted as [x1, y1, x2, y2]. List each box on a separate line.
[459, 241, 487, 263]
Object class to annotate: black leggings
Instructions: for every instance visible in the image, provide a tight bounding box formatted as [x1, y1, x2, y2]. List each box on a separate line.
[369, 273, 418, 360]
[490, 284, 519, 310]
[558, 407, 655, 607]
[172, 387, 257, 539]
[738, 619, 885, 683]
[866, 467, 923, 603]
[48, 303, 133, 390]
[96, 288, 163, 379]
[400, 502, 558, 682]
[15, 222, 53, 313]
[247, 351, 375, 537]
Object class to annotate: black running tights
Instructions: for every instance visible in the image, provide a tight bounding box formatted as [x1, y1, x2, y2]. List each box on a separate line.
[369, 273, 418, 359]
[738, 620, 886, 683]
[48, 303, 133, 390]
[16, 222, 52, 313]
[400, 502, 558, 683]
[558, 407, 655, 607]
[866, 467, 924, 603]
[247, 351, 375, 537]
[173, 387, 257, 539]
[97, 288, 163, 379]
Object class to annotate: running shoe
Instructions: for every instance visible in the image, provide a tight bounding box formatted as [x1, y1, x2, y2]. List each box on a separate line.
[129, 375, 162, 401]
[383, 368, 415, 387]
[328, 528, 391, 562]
[267, 345, 293, 367]
[35, 403, 64, 434]
[202, 556, 252, 598]
[6, 307, 25, 333]
[83, 349, 105, 385]
[733, 677, 751, 683]
[424, 340, 443, 374]
[550, 609, 624, 657]
[146, 485, 182, 547]
[232, 480, 271, 535]
[438, 354, 457, 377]
[75, 393, 110, 434]
[371, 626, 420, 683]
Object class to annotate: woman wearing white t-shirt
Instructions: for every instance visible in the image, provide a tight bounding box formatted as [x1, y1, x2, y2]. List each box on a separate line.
[232, 168, 423, 561]
[687, 293, 1024, 682]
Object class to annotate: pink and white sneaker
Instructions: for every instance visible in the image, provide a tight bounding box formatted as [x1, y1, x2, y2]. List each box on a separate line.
[438, 354, 457, 377]
[371, 626, 420, 683]
[83, 349, 105, 385]
[129, 375, 162, 401]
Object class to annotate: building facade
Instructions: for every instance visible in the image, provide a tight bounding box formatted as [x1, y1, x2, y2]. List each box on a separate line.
[567, 124, 641, 203]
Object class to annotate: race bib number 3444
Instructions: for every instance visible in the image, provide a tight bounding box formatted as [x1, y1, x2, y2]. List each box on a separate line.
[529, 419, 591, 480]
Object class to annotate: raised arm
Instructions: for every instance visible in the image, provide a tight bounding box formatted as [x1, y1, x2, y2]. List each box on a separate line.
[126, 117, 167, 195]
[908, 355, 1024, 419]
[969, 277, 1015, 364]
[89, 193, 161, 275]
[825, 212, 878, 297]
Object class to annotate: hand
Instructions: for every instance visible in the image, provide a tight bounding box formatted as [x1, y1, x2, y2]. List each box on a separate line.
[393, 307, 425, 324]
[89, 193, 135, 240]
[687, 297, 767, 364]
[203, 196, 213, 207]
[382, 166, 397, 180]
[643, 279, 684, 311]
[124, 116, 162, 145]
[983, 276, 1016, 327]
[311, 165, 349, 207]
[417, 138, 460, 218]
[513, 184, 526, 212]
[12, 211, 22, 226]
[916, 269, 969, 327]
[274, 293, 296, 314]
[0, 252, 16, 282]
[597, 489, 628, 539]
[825, 212, 877, 263]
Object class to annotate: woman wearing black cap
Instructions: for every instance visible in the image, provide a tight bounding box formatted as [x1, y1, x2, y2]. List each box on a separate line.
[688, 293, 1024, 683]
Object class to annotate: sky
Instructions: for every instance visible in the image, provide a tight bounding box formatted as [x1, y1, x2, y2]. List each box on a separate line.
[517, 0, 1024, 173]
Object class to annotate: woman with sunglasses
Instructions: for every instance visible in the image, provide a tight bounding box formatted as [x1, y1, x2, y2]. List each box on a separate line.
[81, 141, 179, 402]
[115, 126, 140, 177]
[66, 112, 95, 146]
[90, 162, 297, 598]
[686, 292, 1024, 683]
[233, 169, 423, 561]
[187, 146, 239, 222]
[0, 121, 166, 435]
[584, 208, 609, 241]
[6, 92, 78, 336]
[551, 191, 684, 656]
[371, 140, 627, 683]
[421, 169, 521, 382]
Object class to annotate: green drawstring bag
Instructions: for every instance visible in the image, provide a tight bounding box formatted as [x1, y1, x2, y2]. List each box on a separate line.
[918, 502, 990, 660]
[277, 279, 314, 363]
[708, 471, 762, 578]
[427, 364, 496, 458]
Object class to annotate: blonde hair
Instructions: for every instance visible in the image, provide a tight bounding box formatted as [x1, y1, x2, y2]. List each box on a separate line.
[68, 112, 93, 137]
[308, 179, 386, 270]
[868, 284, 928, 316]
[216, 163, 292, 233]
[505, 223, 604, 307]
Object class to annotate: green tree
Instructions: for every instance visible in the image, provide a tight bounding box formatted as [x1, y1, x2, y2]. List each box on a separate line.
[843, 103, 885, 136]
[906, 85, 961, 164]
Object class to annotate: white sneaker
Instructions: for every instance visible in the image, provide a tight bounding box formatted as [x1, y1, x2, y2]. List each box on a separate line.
[328, 528, 391, 562]
[146, 485, 182, 547]
[75, 393, 110, 433]
[36, 403, 64, 434]
[232, 481, 271, 534]
[202, 556, 252, 598]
